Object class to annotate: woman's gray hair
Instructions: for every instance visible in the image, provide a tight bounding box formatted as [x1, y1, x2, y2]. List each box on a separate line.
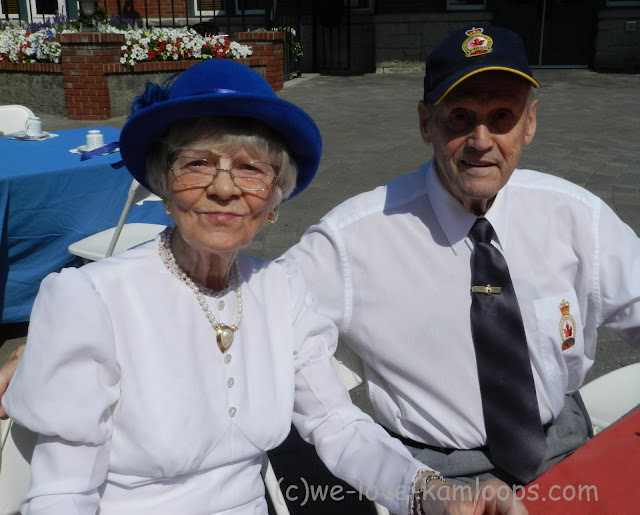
[145, 117, 298, 205]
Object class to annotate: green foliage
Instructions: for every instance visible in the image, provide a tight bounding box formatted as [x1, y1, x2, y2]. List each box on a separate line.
[275, 26, 303, 60]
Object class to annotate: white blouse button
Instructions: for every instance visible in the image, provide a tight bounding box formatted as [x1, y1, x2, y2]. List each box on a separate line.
[228, 407, 237, 417]
[292, 350, 298, 359]
[217, 300, 225, 310]
[226, 377, 235, 388]
[224, 354, 232, 364]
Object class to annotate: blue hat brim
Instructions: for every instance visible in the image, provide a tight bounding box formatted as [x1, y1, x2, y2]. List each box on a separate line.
[119, 88, 322, 200]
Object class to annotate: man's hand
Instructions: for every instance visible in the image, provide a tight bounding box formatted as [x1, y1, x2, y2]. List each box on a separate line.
[421, 478, 528, 514]
[0, 343, 25, 418]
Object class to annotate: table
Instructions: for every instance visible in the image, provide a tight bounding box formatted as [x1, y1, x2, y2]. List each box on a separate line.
[0, 127, 172, 324]
[522, 406, 640, 513]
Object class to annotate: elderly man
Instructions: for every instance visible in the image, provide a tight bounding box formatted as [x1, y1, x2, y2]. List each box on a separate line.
[283, 25, 640, 488]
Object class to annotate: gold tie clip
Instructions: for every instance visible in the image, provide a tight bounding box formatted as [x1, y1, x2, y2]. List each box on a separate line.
[471, 285, 502, 295]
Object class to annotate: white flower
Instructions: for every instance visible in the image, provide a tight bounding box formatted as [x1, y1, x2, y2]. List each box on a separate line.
[0, 23, 253, 65]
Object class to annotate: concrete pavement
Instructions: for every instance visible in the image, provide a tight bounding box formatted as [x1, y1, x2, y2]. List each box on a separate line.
[1, 67, 639, 513]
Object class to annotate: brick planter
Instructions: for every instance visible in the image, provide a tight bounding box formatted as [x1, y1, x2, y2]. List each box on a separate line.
[59, 32, 124, 120]
[235, 31, 285, 92]
[0, 31, 285, 120]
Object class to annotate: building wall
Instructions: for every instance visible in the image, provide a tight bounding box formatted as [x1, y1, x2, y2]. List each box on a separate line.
[594, 8, 640, 73]
[0, 69, 66, 115]
[374, 11, 493, 72]
[106, 65, 267, 117]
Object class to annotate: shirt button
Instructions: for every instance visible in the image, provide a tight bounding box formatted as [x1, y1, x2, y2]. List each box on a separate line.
[217, 300, 225, 310]
[224, 354, 232, 364]
[228, 407, 237, 417]
[293, 350, 298, 358]
[226, 377, 235, 388]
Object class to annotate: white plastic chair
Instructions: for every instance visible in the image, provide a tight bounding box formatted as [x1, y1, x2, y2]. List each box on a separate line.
[68, 178, 166, 262]
[330, 345, 391, 515]
[0, 105, 35, 136]
[0, 418, 37, 515]
[578, 362, 640, 434]
[262, 454, 290, 515]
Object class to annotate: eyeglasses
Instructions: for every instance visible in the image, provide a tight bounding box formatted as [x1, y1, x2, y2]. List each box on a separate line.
[169, 156, 279, 192]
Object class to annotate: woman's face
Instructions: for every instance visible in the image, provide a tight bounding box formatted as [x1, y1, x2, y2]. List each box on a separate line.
[166, 143, 277, 259]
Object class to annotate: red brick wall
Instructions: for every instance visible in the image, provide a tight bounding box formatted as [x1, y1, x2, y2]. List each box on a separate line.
[58, 32, 124, 120]
[235, 31, 285, 91]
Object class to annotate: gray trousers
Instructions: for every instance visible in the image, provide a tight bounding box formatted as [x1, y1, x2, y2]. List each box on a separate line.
[401, 393, 592, 486]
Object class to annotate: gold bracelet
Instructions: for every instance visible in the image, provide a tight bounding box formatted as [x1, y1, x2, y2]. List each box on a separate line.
[422, 474, 448, 486]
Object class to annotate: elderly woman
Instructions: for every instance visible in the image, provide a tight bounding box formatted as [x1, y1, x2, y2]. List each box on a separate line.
[3, 60, 520, 515]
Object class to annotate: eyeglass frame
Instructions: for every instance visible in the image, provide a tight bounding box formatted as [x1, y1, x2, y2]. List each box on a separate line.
[168, 156, 280, 192]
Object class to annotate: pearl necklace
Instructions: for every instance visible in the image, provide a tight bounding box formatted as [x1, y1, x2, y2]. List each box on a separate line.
[159, 227, 243, 353]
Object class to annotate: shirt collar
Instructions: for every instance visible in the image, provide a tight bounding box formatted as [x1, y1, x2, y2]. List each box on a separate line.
[425, 158, 511, 254]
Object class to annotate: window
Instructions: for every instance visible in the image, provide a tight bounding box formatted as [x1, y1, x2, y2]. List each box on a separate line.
[0, 0, 20, 18]
[197, 0, 225, 16]
[350, 0, 372, 9]
[235, 0, 264, 14]
[447, 0, 486, 10]
[605, 0, 640, 5]
[35, 0, 57, 14]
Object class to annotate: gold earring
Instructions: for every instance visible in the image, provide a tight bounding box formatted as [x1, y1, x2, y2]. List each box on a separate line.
[267, 206, 279, 224]
[162, 198, 171, 214]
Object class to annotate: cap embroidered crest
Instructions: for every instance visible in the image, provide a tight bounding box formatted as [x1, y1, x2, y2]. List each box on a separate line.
[423, 25, 539, 104]
[559, 300, 577, 351]
[462, 27, 493, 58]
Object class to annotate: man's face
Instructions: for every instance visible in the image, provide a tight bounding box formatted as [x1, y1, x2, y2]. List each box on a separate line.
[418, 71, 537, 215]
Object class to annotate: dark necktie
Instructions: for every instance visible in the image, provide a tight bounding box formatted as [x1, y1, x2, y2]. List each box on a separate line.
[468, 217, 547, 484]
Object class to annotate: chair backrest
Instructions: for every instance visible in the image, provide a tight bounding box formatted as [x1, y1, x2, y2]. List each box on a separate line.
[105, 179, 161, 257]
[578, 362, 640, 434]
[330, 342, 365, 392]
[0, 105, 35, 136]
[0, 418, 37, 515]
[330, 344, 390, 515]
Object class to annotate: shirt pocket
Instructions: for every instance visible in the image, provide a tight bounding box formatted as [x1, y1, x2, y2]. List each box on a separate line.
[533, 290, 584, 392]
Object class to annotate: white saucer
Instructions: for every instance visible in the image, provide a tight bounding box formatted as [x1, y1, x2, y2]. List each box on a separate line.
[69, 145, 119, 155]
[10, 131, 56, 141]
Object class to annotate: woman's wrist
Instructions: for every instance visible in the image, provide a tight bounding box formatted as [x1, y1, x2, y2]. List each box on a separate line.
[411, 470, 448, 515]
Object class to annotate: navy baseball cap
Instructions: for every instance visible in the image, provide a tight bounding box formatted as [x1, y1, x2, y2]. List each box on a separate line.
[423, 25, 539, 105]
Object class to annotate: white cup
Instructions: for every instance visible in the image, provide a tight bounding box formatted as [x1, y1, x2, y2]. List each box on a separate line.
[86, 130, 104, 151]
[25, 117, 43, 137]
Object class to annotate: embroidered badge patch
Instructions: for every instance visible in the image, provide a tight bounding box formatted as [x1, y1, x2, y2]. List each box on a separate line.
[461, 27, 493, 58]
[559, 300, 576, 351]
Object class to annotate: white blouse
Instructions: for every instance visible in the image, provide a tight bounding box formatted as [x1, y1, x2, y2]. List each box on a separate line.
[5, 236, 423, 515]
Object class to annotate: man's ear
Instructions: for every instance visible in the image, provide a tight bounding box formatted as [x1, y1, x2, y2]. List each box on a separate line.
[524, 99, 538, 145]
[418, 101, 432, 144]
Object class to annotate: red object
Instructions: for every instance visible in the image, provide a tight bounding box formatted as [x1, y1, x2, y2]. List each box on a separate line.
[564, 323, 573, 338]
[521, 406, 640, 513]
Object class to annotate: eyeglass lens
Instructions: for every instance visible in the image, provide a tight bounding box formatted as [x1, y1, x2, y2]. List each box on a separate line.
[171, 156, 277, 191]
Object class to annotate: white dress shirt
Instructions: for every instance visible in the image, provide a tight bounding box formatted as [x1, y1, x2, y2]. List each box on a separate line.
[4, 236, 423, 515]
[284, 159, 640, 450]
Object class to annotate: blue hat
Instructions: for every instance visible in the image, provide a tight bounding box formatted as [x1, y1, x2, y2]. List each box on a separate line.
[119, 59, 322, 199]
[423, 25, 539, 105]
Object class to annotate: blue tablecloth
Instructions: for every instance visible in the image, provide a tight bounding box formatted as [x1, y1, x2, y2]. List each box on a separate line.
[0, 126, 172, 323]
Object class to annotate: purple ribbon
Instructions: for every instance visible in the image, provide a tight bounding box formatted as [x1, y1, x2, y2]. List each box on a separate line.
[80, 142, 120, 162]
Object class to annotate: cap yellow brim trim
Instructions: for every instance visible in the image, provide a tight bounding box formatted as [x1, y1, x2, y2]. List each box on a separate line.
[434, 67, 540, 105]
